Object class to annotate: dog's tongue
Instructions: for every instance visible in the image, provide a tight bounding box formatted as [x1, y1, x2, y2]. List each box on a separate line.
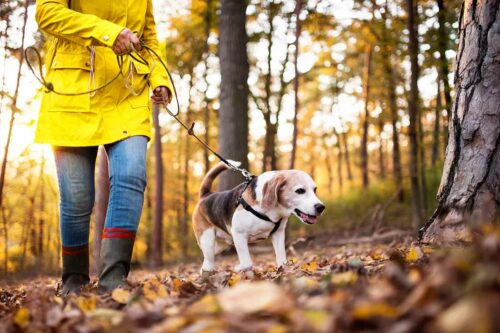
[300, 212, 318, 224]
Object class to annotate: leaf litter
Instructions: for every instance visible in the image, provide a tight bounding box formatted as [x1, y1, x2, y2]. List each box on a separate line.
[0, 226, 499, 332]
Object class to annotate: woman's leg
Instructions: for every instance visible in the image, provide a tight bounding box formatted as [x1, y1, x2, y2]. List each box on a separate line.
[53, 145, 98, 295]
[98, 135, 148, 292]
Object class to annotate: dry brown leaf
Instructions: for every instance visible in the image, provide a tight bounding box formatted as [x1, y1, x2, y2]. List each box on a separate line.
[300, 260, 320, 273]
[331, 271, 358, 286]
[406, 246, 424, 262]
[13, 307, 30, 328]
[353, 302, 398, 319]
[217, 281, 292, 315]
[143, 280, 168, 301]
[111, 288, 131, 304]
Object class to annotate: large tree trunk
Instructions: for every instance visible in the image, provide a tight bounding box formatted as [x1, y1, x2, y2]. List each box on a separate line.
[152, 104, 164, 265]
[407, 0, 424, 227]
[289, 0, 303, 170]
[420, 0, 500, 243]
[360, 45, 373, 189]
[93, 147, 109, 273]
[218, 0, 249, 190]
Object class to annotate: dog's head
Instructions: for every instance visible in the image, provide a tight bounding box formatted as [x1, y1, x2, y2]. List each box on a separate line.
[261, 170, 325, 225]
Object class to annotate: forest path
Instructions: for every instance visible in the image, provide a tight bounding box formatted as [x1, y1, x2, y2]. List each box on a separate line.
[1, 227, 498, 332]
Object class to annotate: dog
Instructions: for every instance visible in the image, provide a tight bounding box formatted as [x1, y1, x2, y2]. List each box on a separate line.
[192, 161, 325, 273]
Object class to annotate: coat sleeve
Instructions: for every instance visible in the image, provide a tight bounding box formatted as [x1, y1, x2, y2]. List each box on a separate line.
[142, 0, 174, 95]
[35, 0, 124, 48]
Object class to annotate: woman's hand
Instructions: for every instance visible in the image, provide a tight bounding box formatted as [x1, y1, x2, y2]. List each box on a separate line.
[151, 86, 172, 105]
[113, 28, 141, 54]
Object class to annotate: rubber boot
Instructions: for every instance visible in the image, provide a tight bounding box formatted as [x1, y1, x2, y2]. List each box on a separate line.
[61, 245, 90, 296]
[97, 237, 134, 293]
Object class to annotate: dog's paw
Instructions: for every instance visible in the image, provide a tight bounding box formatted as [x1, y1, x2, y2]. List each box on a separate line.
[234, 263, 253, 272]
[200, 269, 216, 281]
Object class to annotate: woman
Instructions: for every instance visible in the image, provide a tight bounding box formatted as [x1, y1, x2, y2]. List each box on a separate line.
[34, 0, 172, 295]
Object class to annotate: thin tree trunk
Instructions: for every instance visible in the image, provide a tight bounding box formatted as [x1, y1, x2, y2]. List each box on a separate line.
[321, 136, 334, 195]
[342, 131, 353, 181]
[332, 128, 343, 190]
[431, 75, 442, 166]
[289, 0, 303, 169]
[93, 147, 109, 273]
[38, 153, 46, 270]
[420, 0, 500, 243]
[382, 1, 403, 201]
[437, 0, 453, 145]
[203, 0, 212, 174]
[1, 206, 7, 275]
[407, 0, 423, 227]
[152, 104, 164, 266]
[361, 45, 373, 188]
[181, 77, 194, 259]
[378, 118, 386, 179]
[0, 0, 28, 215]
[218, 0, 249, 190]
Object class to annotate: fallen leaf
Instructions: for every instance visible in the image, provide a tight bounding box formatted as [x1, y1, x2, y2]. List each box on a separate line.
[111, 288, 131, 304]
[406, 246, 424, 262]
[353, 302, 398, 320]
[143, 280, 168, 301]
[227, 273, 241, 287]
[300, 261, 320, 273]
[217, 281, 292, 315]
[14, 307, 30, 328]
[331, 271, 358, 286]
[75, 295, 97, 312]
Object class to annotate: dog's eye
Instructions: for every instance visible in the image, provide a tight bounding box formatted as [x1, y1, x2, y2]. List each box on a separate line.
[314, 187, 317, 194]
[295, 188, 306, 194]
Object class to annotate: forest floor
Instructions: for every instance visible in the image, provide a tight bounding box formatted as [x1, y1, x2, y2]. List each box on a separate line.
[1, 226, 499, 333]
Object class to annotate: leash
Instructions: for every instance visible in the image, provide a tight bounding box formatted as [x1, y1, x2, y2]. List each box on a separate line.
[26, 41, 286, 234]
[24, 41, 253, 181]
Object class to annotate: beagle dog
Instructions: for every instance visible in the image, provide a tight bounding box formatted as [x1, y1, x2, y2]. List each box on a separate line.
[192, 161, 325, 273]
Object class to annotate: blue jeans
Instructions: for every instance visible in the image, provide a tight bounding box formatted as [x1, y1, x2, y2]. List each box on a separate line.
[53, 136, 148, 248]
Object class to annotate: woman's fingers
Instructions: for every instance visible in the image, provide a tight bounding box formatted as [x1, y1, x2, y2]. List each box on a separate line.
[113, 29, 141, 54]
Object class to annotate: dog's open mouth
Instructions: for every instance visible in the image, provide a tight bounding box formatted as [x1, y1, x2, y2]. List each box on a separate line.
[294, 209, 318, 225]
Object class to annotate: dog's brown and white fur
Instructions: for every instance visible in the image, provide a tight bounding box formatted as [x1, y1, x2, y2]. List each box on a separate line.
[192, 161, 325, 272]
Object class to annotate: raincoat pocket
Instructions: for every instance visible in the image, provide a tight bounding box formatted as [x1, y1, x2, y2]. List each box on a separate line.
[126, 57, 151, 109]
[46, 52, 92, 112]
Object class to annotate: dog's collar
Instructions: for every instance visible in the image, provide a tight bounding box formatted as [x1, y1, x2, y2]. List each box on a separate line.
[236, 197, 282, 236]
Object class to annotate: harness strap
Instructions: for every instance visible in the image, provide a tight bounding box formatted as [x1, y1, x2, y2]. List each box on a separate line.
[236, 197, 282, 237]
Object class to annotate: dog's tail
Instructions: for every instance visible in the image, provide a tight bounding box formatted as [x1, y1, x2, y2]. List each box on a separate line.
[199, 160, 241, 198]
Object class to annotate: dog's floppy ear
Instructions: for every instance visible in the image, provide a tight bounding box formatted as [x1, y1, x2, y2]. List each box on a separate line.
[262, 174, 287, 210]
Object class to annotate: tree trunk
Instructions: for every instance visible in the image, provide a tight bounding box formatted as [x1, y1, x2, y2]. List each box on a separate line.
[360, 45, 373, 189]
[289, 0, 303, 169]
[322, 136, 334, 195]
[342, 131, 353, 181]
[0, 0, 28, 214]
[378, 118, 386, 179]
[407, 0, 423, 227]
[152, 104, 164, 266]
[218, 0, 249, 190]
[437, 0, 453, 145]
[420, 0, 500, 243]
[431, 75, 442, 166]
[203, 0, 212, 174]
[382, 2, 403, 201]
[93, 147, 109, 273]
[1, 206, 7, 275]
[38, 153, 46, 269]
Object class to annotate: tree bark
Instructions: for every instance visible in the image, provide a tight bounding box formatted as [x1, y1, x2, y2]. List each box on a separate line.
[342, 131, 353, 181]
[360, 45, 373, 188]
[0, 0, 28, 215]
[38, 153, 46, 269]
[431, 75, 442, 166]
[407, 0, 424, 227]
[203, 0, 212, 174]
[218, 0, 249, 190]
[420, 0, 500, 243]
[437, 0, 453, 144]
[152, 104, 164, 266]
[93, 147, 109, 273]
[378, 118, 386, 179]
[289, 0, 303, 170]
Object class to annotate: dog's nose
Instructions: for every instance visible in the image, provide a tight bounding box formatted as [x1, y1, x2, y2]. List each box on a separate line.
[315, 203, 325, 214]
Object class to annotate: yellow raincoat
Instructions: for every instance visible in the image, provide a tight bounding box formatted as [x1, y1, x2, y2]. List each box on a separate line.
[34, 0, 173, 146]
